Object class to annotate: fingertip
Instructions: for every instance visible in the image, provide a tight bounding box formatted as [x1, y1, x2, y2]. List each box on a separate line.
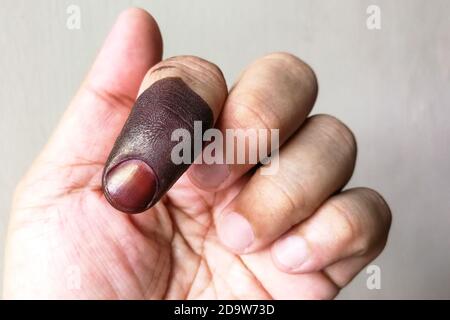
[117, 7, 157, 32]
[116, 7, 163, 60]
[119, 7, 153, 20]
[88, 7, 163, 98]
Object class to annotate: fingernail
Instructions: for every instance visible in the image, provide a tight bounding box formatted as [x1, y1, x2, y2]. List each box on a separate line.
[190, 163, 230, 189]
[273, 236, 309, 271]
[218, 211, 254, 253]
[104, 159, 157, 213]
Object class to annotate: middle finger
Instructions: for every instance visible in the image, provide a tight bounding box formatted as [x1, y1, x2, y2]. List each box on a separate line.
[188, 52, 318, 190]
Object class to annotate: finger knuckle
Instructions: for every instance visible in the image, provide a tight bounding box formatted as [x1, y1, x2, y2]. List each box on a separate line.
[360, 187, 392, 235]
[329, 200, 369, 255]
[262, 52, 318, 92]
[337, 188, 392, 256]
[275, 175, 307, 215]
[263, 52, 312, 73]
[227, 91, 282, 130]
[149, 55, 226, 90]
[310, 114, 357, 158]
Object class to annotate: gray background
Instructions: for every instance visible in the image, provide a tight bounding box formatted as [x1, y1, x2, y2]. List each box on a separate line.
[1, 0, 449, 299]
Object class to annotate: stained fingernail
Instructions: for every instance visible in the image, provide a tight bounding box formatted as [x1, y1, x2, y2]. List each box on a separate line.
[218, 211, 254, 253]
[104, 159, 157, 213]
[273, 236, 309, 271]
[190, 163, 230, 189]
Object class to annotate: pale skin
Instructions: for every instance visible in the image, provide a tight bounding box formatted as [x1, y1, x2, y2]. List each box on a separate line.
[3, 9, 391, 299]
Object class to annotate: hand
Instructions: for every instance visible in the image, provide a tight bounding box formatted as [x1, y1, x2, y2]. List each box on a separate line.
[3, 8, 391, 299]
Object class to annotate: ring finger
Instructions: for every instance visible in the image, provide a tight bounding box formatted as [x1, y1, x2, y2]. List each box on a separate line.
[215, 114, 357, 253]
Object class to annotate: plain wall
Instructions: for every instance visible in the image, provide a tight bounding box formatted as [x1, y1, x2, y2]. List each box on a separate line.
[1, 0, 449, 299]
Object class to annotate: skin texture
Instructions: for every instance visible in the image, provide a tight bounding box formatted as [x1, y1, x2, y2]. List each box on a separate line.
[3, 8, 391, 299]
[103, 77, 214, 213]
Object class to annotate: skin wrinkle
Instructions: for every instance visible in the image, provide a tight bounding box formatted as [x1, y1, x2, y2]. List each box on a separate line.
[34, 185, 155, 299]
[189, 246, 228, 299]
[158, 239, 175, 298]
[164, 196, 266, 299]
[83, 83, 136, 113]
[167, 188, 215, 221]
[48, 200, 115, 299]
[153, 57, 225, 91]
[168, 192, 212, 246]
[310, 115, 357, 163]
[234, 255, 273, 299]
[125, 205, 170, 242]
[15, 158, 104, 210]
[164, 212, 203, 297]
[204, 258, 233, 299]
[190, 260, 216, 299]
[113, 232, 152, 298]
[123, 206, 173, 298]
[164, 187, 222, 299]
[140, 241, 161, 298]
[103, 243, 149, 298]
[150, 64, 177, 73]
[182, 213, 269, 299]
[228, 99, 275, 134]
[150, 252, 170, 299]
[151, 97, 199, 130]
[262, 174, 301, 216]
[183, 240, 211, 299]
[228, 92, 283, 133]
[74, 200, 127, 299]
[199, 235, 237, 299]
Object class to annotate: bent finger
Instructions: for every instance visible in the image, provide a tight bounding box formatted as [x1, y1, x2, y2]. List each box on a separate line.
[188, 52, 317, 191]
[271, 188, 391, 275]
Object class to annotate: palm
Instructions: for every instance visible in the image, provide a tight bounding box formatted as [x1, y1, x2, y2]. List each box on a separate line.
[6, 160, 338, 299]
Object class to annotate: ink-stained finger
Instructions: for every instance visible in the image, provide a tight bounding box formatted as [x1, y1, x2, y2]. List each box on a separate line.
[102, 56, 227, 213]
